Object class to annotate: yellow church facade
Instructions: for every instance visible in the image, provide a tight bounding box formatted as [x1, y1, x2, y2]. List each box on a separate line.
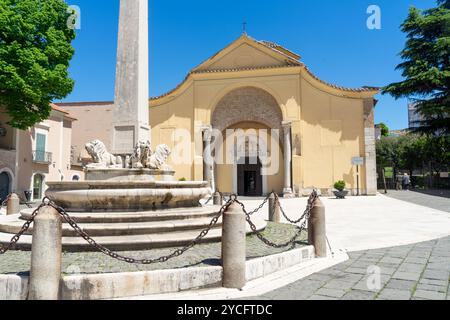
[148, 34, 379, 197]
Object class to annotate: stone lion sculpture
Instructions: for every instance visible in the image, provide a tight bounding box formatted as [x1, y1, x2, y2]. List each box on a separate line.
[85, 140, 123, 168]
[148, 144, 171, 170]
[129, 142, 171, 170]
[130, 140, 152, 169]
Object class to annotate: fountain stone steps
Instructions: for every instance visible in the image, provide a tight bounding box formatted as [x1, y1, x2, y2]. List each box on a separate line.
[19, 206, 222, 223]
[0, 215, 223, 237]
[0, 217, 267, 252]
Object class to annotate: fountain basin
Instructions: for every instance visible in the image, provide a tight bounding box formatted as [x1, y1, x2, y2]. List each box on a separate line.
[85, 168, 176, 182]
[45, 181, 212, 212]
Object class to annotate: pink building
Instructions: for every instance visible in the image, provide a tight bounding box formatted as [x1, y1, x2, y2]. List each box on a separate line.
[0, 105, 83, 203]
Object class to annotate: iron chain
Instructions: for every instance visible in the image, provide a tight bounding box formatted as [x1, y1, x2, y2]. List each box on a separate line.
[237, 190, 319, 249]
[246, 193, 272, 216]
[0, 190, 319, 259]
[0, 202, 44, 254]
[203, 196, 213, 205]
[1, 193, 11, 209]
[275, 192, 319, 225]
[46, 198, 233, 265]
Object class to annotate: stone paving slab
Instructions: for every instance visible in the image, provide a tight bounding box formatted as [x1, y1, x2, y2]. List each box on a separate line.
[256, 236, 450, 300]
[384, 190, 450, 213]
[0, 222, 307, 275]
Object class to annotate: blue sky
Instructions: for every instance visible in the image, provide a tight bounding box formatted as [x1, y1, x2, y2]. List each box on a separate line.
[60, 0, 436, 130]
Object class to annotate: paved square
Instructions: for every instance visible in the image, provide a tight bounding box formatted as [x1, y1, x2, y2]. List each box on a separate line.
[257, 236, 450, 300]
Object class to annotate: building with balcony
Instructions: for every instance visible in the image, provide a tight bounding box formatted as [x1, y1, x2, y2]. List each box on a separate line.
[0, 105, 83, 202]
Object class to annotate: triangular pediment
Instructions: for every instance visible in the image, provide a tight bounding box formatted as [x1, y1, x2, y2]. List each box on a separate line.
[192, 34, 301, 73]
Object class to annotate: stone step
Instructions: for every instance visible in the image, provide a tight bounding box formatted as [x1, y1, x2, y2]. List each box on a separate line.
[19, 206, 223, 223]
[0, 218, 267, 252]
[0, 216, 223, 237]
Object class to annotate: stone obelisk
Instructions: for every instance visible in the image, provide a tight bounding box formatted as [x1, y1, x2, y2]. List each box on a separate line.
[112, 0, 150, 155]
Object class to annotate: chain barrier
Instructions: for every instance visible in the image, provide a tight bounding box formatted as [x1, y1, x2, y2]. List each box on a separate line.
[1, 193, 12, 210]
[326, 235, 335, 257]
[246, 193, 272, 216]
[1, 189, 320, 259]
[218, 191, 229, 204]
[0, 202, 45, 254]
[236, 190, 319, 249]
[44, 198, 233, 265]
[275, 192, 319, 225]
[203, 195, 213, 206]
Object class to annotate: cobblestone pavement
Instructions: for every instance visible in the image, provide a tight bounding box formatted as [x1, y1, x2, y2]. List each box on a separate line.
[0, 222, 307, 275]
[255, 236, 450, 300]
[252, 191, 450, 300]
[384, 190, 450, 213]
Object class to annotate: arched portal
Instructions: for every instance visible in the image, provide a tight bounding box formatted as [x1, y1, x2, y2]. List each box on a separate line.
[32, 173, 45, 201]
[210, 87, 286, 196]
[0, 171, 11, 202]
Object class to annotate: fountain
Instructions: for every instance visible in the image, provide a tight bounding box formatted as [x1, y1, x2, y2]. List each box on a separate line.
[2, 134, 266, 251]
[47, 140, 211, 211]
[0, 0, 266, 251]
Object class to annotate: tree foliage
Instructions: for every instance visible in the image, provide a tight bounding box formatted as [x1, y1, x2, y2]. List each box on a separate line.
[0, 0, 76, 129]
[376, 134, 450, 174]
[378, 123, 390, 137]
[383, 0, 450, 135]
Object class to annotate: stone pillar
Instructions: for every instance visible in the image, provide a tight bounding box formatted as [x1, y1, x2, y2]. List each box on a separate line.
[222, 201, 246, 289]
[268, 193, 281, 223]
[213, 191, 222, 206]
[308, 198, 327, 258]
[203, 127, 215, 190]
[363, 99, 377, 196]
[28, 206, 62, 300]
[282, 122, 294, 198]
[112, 0, 150, 154]
[6, 193, 20, 216]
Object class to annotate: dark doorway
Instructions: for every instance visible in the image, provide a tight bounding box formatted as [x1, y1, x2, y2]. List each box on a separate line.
[238, 158, 262, 196]
[0, 172, 11, 202]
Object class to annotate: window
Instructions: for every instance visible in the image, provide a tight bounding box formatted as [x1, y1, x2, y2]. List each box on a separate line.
[72, 175, 80, 181]
[35, 133, 47, 162]
[33, 174, 44, 200]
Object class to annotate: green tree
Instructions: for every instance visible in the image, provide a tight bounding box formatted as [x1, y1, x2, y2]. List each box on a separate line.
[383, 0, 450, 135]
[376, 136, 401, 169]
[422, 135, 450, 174]
[377, 134, 425, 175]
[398, 134, 427, 175]
[0, 0, 76, 129]
[378, 123, 390, 137]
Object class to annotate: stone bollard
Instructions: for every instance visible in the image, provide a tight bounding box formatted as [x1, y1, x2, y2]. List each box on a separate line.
[28, 206, 62, 300]
[213, 191, 222, 206]
[268, 193, 281, 223]
[308, 198, 327, 258]
[222, 201, 246, 289]
[6, 193, 20, 216]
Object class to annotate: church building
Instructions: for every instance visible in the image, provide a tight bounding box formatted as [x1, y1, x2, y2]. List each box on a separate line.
[60, 34, 379, 197]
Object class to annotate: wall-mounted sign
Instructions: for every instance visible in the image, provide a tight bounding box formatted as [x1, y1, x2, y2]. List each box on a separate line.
[352, 157, 365, 166]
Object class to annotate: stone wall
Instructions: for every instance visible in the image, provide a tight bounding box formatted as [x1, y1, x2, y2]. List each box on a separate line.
[211, 87, 283, 134]
[363, 99, 377, 196]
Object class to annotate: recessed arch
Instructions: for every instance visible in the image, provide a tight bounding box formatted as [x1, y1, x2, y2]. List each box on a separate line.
[0, 168, 14, 201]
[209, 82, 286, 120]
[32, 172, 45, 201]
[211, 86, 284, 134]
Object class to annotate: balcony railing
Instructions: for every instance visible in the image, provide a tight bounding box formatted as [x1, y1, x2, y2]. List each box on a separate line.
[32, 150, 52, 164]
